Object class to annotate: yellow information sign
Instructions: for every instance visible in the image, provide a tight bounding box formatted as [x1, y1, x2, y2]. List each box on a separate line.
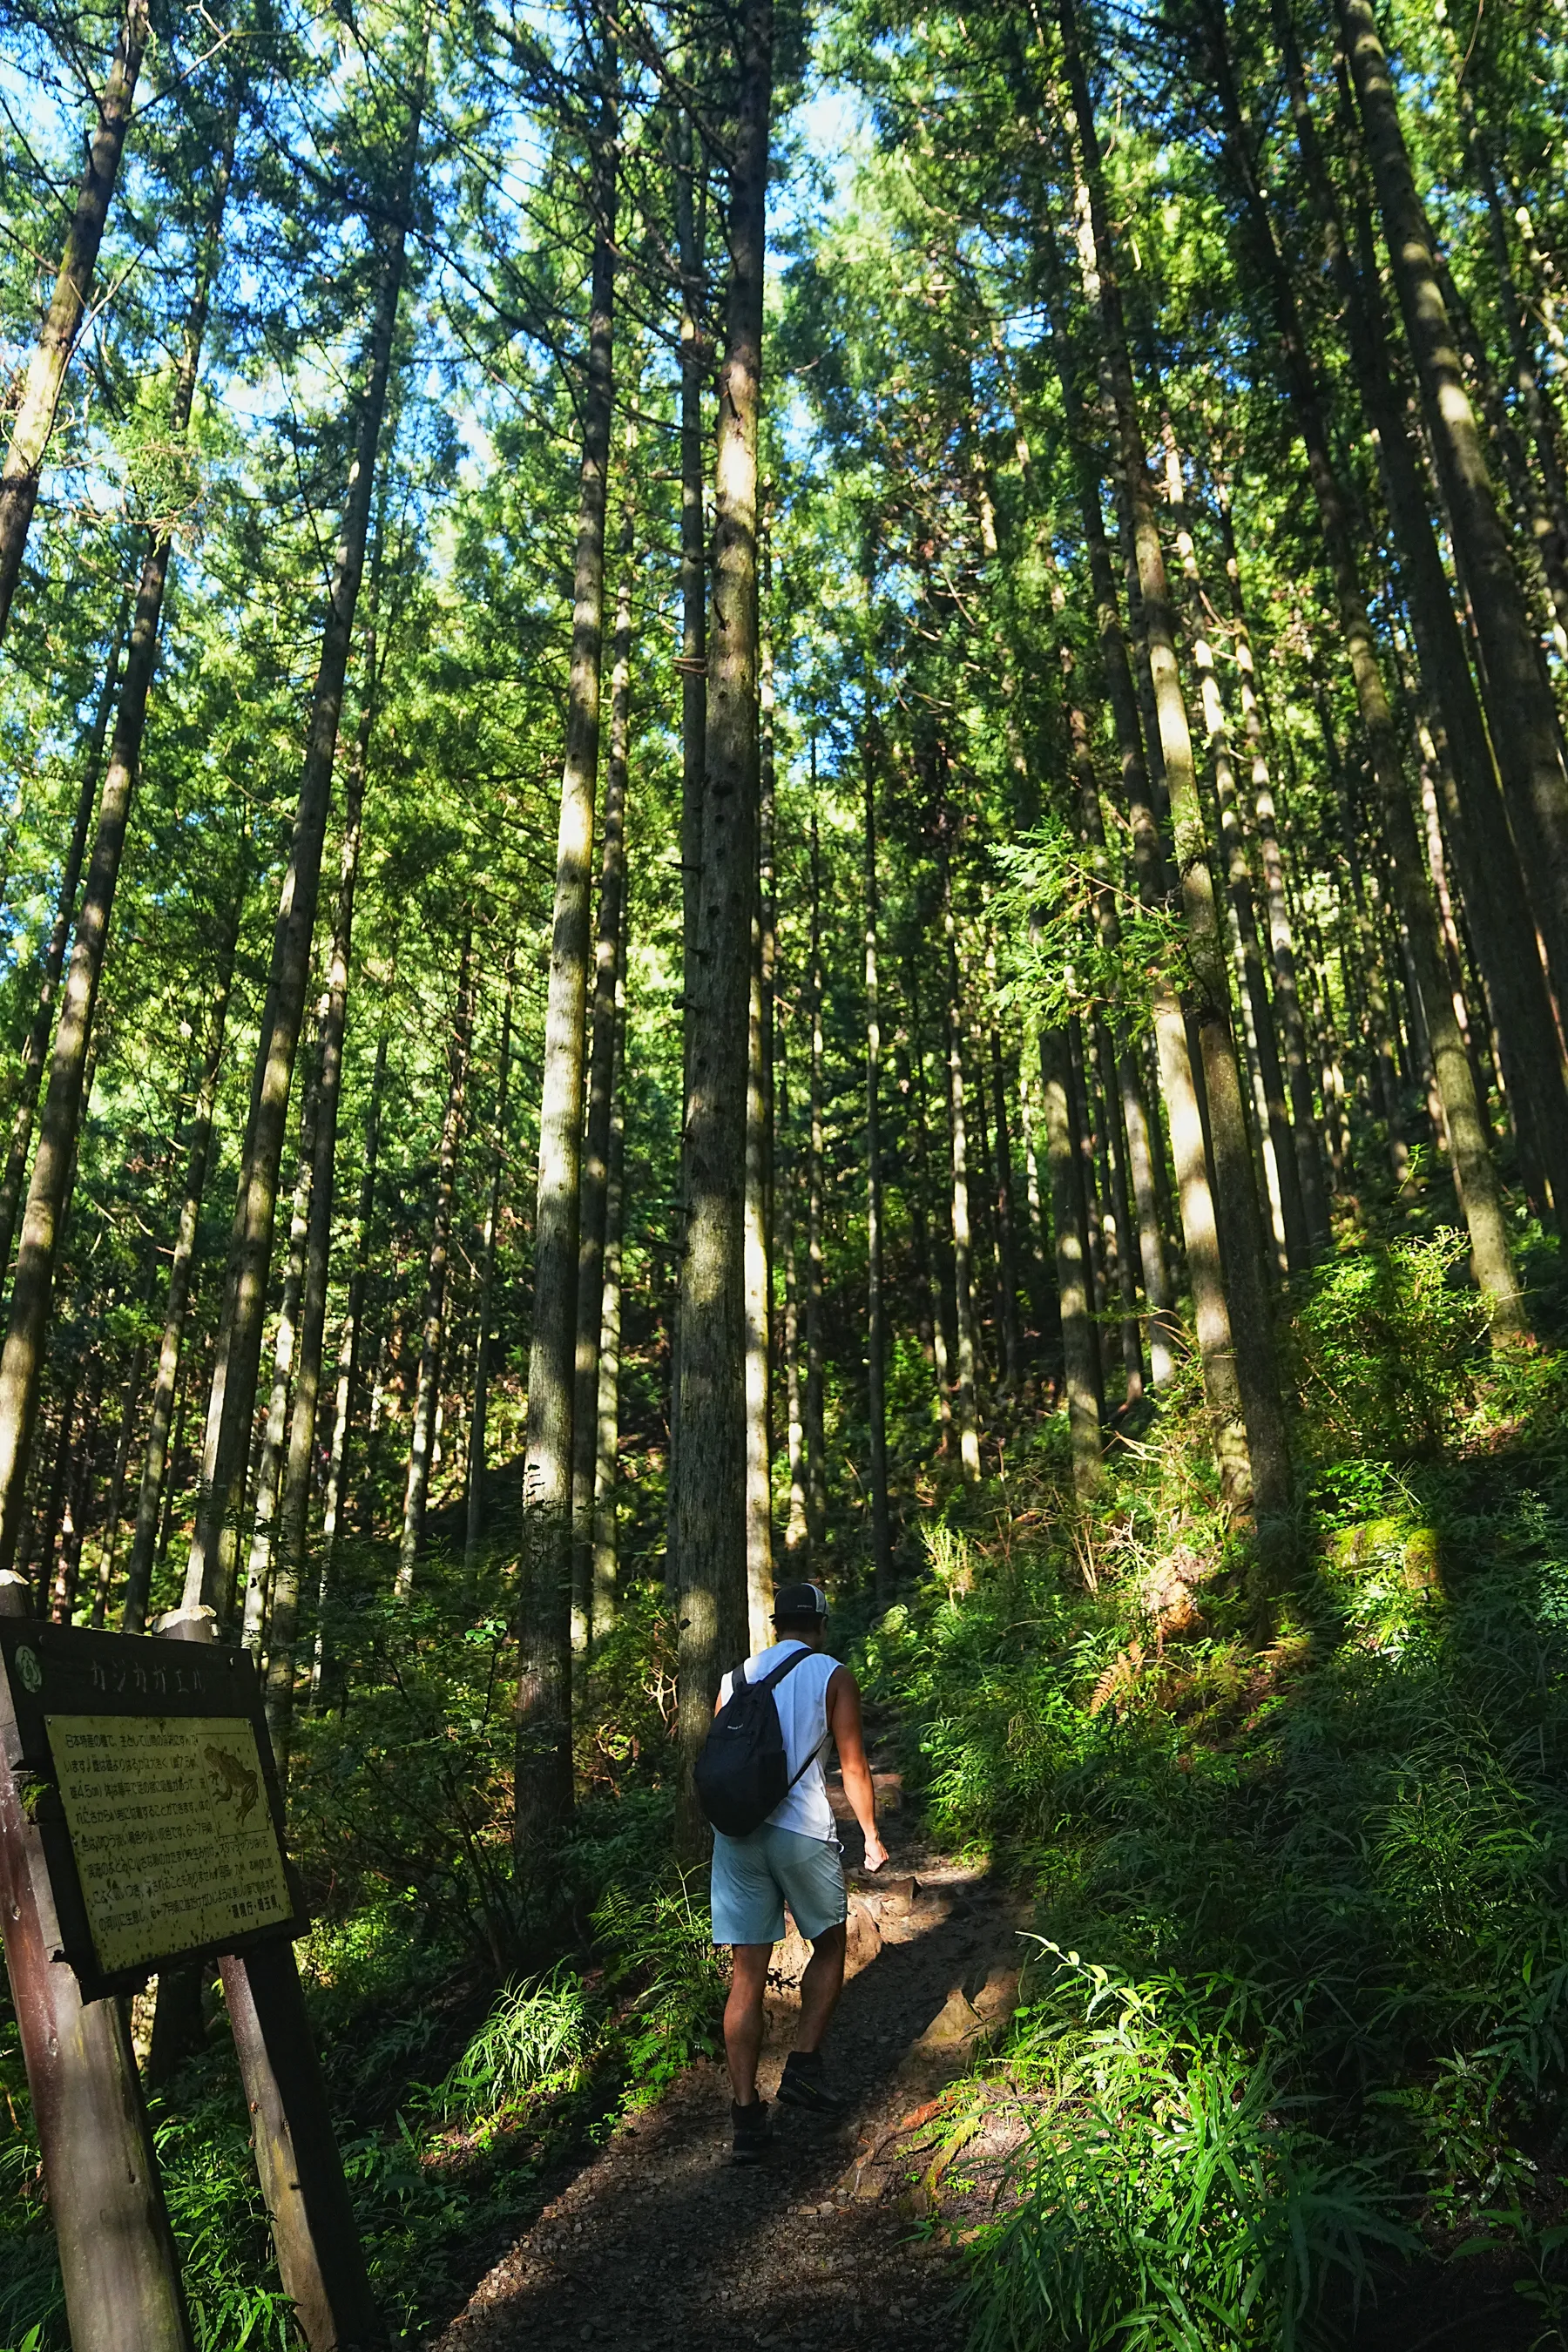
[46, 1714, 293, 1973]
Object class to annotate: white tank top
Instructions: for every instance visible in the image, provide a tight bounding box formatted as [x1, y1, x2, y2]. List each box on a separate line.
[718, 1639, 840, 1842]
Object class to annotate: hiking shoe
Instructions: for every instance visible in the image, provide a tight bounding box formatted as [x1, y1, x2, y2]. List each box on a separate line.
[776, 2051, 843, 2116]
[730, 2098, 770, 2164]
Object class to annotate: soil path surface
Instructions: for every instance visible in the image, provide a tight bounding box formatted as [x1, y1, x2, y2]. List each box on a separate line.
[431, 1757, 1024, 2352]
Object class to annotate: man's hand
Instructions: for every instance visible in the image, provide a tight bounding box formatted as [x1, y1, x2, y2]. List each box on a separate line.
[827, 1666, 889, 1875]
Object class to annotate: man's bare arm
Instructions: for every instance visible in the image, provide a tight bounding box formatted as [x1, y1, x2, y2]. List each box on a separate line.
[826, 1666, 889, 1870]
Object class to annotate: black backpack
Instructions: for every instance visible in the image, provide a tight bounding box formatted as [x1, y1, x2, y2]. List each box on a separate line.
[693, 1646, 819, 1838]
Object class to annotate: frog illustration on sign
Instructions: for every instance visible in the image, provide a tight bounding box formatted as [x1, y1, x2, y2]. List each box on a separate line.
[205, 1742, 259, 1825]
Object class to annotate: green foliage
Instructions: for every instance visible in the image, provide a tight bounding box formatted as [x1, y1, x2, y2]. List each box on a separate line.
[592, 1873, 730, 2105]
[437, 1970, 592, 2126]
[963, 1947, 1413, 2351]
[1288, 1235, 1486, 1468]
[855, 1299, 1568, 2345]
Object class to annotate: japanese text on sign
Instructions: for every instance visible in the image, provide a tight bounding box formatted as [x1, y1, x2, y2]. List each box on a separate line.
[45, 1714, 292, 1972]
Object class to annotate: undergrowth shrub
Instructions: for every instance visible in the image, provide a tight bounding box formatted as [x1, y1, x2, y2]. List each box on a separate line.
[437, 1970, 592, 2126]
[855, 1274, 1568, 2346]
[963, 1946, 1413, 2352]
[1288, 1234, 1484, 1465]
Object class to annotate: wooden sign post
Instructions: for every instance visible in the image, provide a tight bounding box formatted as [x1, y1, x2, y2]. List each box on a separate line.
[0, 1588, 383, 2350]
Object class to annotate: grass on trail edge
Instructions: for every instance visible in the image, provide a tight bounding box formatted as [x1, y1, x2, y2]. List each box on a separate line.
[6, 1226, 1568, 2348]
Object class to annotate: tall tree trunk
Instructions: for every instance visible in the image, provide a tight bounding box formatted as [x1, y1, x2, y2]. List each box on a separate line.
[183, 70, 422, 1621]
[311, 1024, 389, 1705]
[515, 63, 615, 1846]
[901, 990, 955, 1444]
[91, 1270, 153, 1626]
[122, 882, 240, 1633]
[666, 78, 708, 1618]
[1274, 10, 1568, 1223]
[396, 924, 473, 1598]
[1040, 1026, 1103, 1492]
[778, 1019, 811, 1558]
[0, 594, 129, 1281]
[804, 810, 828, 1544]
[743, 855, 774, 1647]
[1096, 1020, 1145, 1401]
[0, 113, 238, 1572]
[591, 960, 626, 1640]
[571, 480, 633, 1656]
[862, 726, 891, 1605]
[51, 1355, 103, 1623]
[1062, 0, 1290, 1521]
[0, 0, 150, 640]
[1213, 475, 1332, 1248]
[1339, 0, 1568, 1016]
[463, 962, 513, 1602]
[1162, 425, 1309, 1277]
[983, 936, 1026, 1395]
[1205, 0, 1526, 1339]
[750, 563, 780, 1637]
[240, 1067, 320, 1652]
[1056, 597, 1176, 1384]
[34, 1362, 78, 1614]
[941, 857, 982, 1483]
[1064, 393, 1244, 1463]
[265, 735, 367, 1777]
[671, 0, 771, 1862]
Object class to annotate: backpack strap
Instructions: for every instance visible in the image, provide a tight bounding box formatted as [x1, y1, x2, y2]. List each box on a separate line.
[755, 1643, 814, 1695]
[765, 1646, 830, 1799]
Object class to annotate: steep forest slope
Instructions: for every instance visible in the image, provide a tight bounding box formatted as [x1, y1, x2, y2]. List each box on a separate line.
[4, 0, 1568, 2343]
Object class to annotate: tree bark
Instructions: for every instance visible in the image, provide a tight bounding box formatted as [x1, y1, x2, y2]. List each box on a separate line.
[804, 809, 828, 1543]
[1041, 1026, 1103, 1492]
[515, 62, 615, 1847]
[395, 923, 473, 1598]
[941, 855, 982, 1482]
[0, 0, 150, 640]
[591, 961, 626, 1640]
[183, 68, 421, 1621]
[240, 1067, 320, 1652]
[666, 77, 708, 1614]
[862, 727, 891, 1605]
[671, 0, 771, 1862]
[778, 1020, 810, 1557]
[463, 963, 513, 1602]
[743, 853, 774, 1647]
[571, 480, 633, 1656]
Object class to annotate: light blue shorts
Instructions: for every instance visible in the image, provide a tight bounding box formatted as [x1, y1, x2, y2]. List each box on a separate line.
[710, 1822, 848, 1946]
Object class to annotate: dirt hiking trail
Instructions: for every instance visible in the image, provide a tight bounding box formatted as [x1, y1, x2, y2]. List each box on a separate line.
[433, 1748, 1025, 2352]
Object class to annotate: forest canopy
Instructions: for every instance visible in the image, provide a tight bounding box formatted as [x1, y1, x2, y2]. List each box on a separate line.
[5, 0, 1568, 2342]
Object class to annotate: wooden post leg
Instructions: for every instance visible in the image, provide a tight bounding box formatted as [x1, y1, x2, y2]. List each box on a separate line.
[220, 1941, 385, 2349]
[0, 1572, 193, 2351]
[156, 1603, 384, 2349]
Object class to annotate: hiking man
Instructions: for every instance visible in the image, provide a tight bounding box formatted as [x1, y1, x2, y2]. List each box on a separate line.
[710, 1579, 888, 2163]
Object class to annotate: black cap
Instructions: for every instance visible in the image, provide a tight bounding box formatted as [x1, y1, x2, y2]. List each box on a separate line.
[773, 1580, 829, 1619]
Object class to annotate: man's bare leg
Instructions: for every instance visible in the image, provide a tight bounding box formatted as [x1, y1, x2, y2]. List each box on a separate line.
[723, 1943, 773, 2105]
[794, 1922, 847, 2056]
